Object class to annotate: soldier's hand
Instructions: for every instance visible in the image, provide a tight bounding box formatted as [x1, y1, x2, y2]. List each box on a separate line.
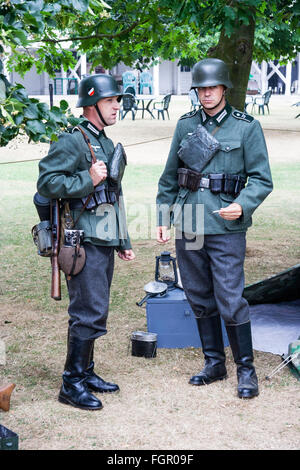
[157, 226, 170, 244]
[118, 249, 136, 261]
[219, 203, 243, 220]
[89, 160, 107, 186]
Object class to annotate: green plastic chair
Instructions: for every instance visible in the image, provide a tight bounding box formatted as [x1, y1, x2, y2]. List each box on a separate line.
[152, 94, 172, 120]
[139, 72, 153, 94]
[119, 93, 137, 120]
[252, 90, 272, 115]
[122, 71, 137, 95]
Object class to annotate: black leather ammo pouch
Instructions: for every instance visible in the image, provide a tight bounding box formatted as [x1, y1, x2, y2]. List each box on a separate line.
[78, 183, 117, 210]
[177, 168, 202, 192]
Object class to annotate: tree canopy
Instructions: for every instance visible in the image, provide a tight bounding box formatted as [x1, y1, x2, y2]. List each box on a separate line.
[0, 0, 299, 145]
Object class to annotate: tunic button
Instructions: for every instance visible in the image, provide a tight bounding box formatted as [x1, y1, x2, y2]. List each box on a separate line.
[226, 146, 230, 151]
[200, 188, 204, 192]
[209, 121, 213, 125]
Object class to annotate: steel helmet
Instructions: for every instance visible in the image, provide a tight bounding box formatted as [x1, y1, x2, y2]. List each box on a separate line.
[191, 58, 233, 89]
[76, 74, 123, 107]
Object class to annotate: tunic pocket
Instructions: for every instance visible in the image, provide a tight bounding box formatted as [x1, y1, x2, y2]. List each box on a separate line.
[84, 150, 92, 163]
[84, 150, 108, 164]
[219, 140, 243, 173]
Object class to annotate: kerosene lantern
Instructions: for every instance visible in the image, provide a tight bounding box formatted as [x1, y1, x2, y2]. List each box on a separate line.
[155, 251, 178, 289]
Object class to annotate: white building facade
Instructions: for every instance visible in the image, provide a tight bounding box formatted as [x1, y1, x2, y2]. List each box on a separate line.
[8, 53, 300, 97]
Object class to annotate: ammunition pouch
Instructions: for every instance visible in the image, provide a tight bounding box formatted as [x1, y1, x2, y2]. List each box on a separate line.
[178, 168, 246, 196]
[177, 168, 201, 192]
[69, 183, 119, 211]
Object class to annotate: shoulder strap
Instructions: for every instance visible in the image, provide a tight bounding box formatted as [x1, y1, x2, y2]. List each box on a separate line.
[211, 119, 226, 136]
[72, 126, 98, 226]
[75, 126, 97, 164]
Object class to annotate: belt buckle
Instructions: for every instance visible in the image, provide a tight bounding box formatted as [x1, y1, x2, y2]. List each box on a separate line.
[200, 177, 210, 189]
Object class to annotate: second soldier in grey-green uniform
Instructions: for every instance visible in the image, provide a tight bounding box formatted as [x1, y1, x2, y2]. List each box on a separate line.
[38, 74, 135, 410]
[157, 59, 273, 399]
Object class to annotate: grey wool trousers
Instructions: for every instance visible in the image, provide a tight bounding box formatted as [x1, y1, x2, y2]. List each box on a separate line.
[175, 232, 250, 325]
[66, 243, 115, 340]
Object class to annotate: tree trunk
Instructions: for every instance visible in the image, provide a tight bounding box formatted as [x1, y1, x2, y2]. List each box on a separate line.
[209, 15, 256, 111]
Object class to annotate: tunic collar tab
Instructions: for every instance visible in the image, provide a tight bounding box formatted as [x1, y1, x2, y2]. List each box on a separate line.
[201, 102, 232, 126]
[80, 118, 105, 138]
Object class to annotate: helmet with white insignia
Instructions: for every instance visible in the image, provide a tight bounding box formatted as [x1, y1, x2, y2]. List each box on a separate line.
[76, 74, 123, 107]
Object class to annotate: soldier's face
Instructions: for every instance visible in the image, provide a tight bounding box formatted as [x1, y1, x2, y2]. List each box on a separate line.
[197, 85, 226, 113]
[97, 96, 121, 127]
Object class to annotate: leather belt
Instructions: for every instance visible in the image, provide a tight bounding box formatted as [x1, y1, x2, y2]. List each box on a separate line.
[177, 168, 246, 195]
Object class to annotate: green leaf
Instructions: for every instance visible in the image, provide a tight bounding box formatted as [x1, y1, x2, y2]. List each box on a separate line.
[23, 103, 39, 119]
[25, 119, 46, 135]
[14, 113, 24, 125]
[9, 98, 25, 111]
[37, 101, 50, 118]
[67, 116, 85, 126]
[11, 29, 28, 46]
[11, 87, 28, 101]
[224, 5, 236, 21]
[23, 0, 44, 15]
[50, 133, 58, 142]
[59, 99, 69, 112]
[49, 107, 67, 124]
[70, 0, 89, 13]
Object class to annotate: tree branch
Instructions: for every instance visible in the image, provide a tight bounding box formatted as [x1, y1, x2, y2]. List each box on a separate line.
[42, 19, 146, 44]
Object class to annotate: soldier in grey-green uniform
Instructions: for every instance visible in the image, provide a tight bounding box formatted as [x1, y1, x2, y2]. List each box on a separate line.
[37, 74, 135, 410]
[156, 59, 273, 399]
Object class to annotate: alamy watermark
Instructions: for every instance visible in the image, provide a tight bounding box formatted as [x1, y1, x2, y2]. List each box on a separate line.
[0, 339, 6, 365]
[95, 199, 204, 250]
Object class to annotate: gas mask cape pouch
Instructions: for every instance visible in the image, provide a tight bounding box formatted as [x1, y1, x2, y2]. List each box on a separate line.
[177, 124, 221, 173]
[110, 142, 127, 187]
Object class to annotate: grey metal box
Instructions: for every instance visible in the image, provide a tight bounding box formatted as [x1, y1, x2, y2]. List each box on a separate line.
[146, 287, 229, 348]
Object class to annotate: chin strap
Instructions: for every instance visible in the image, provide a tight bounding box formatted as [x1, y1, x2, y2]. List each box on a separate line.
[94, 103, 108, 127]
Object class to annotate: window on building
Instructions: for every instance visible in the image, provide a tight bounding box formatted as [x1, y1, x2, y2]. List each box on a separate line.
[180, 66, 191, 72]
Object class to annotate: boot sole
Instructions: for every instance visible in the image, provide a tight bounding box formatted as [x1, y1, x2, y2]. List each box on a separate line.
[58, 395, 103, 410]
[189, 375, 228, 386]
[238, 390, 259, 399]
[87, 387, 120, 394]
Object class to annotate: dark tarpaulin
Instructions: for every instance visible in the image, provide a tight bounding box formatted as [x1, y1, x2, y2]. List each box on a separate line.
[243, 264, 300, 305]
[243, 264, 300, 355]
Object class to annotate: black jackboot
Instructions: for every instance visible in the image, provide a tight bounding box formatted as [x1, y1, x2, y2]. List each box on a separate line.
[58, 336, 103, 410]
[189, 315, 227, 385]
[84, 342, 120, 393]
[226, 322, 259, 399]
